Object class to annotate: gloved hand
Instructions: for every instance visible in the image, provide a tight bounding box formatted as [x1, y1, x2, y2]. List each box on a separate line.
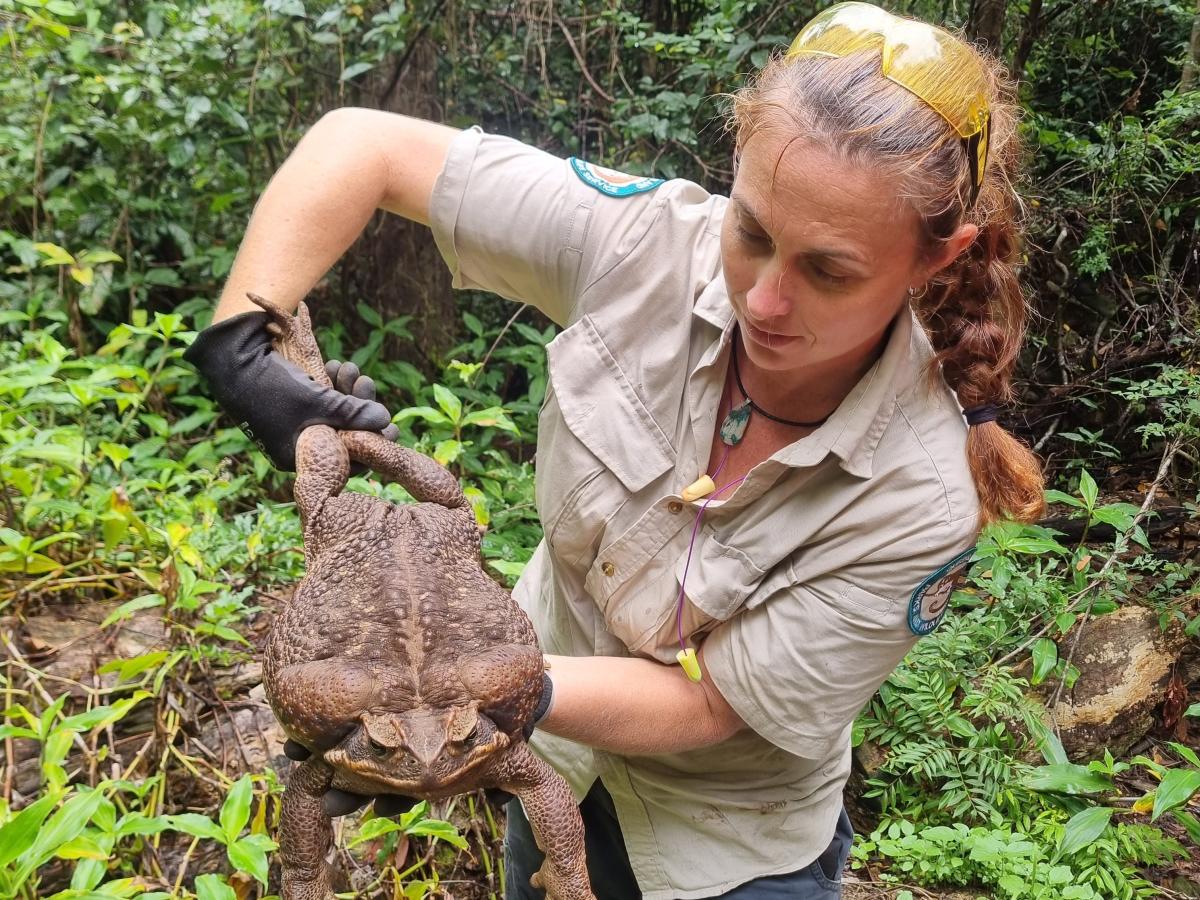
[183, 311, 399, 470]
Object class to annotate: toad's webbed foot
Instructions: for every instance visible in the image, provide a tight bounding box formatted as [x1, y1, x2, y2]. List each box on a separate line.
[247, 294, 331, 387]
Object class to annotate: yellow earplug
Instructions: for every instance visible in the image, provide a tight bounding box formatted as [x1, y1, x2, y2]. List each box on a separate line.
[676, 647, 703, 682]
[680, 475, 716, 503]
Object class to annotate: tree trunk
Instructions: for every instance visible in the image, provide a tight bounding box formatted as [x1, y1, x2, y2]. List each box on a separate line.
[1181, 0, 1200, 92]
[327, 36, 457, 373]
[1010, 0, 1044, 82]
[968, 0, 1008, 55]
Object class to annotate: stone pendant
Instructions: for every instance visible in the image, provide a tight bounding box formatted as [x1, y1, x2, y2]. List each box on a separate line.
[720, 399, 752, 446]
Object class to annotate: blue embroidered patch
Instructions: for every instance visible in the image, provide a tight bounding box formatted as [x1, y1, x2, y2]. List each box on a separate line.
[907, 548, 975, 636]
[569, 157, 663, 197]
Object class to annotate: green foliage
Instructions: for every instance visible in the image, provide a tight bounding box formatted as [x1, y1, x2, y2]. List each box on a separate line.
[850, 814, 1181, 900]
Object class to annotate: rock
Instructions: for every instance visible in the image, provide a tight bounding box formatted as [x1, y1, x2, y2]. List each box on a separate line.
[1030, 602, 1194, 760]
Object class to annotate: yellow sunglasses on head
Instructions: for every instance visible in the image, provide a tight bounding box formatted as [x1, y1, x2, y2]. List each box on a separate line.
[785, 2, 991, 206]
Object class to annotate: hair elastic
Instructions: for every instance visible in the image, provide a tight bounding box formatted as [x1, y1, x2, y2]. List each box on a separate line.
[963, 403, 999, 426]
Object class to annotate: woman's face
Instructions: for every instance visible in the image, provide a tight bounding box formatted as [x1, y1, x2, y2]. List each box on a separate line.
[720, 128, 964, 376]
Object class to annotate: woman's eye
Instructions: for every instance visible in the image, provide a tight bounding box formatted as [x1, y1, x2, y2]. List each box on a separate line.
[735, 223, 771, 248]
[812, 266, 849, 287]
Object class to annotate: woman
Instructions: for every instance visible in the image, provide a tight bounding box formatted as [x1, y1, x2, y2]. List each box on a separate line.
[186, 4, 1044, 897]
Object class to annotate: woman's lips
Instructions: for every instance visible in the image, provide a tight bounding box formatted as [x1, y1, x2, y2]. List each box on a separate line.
[743, 320, 799, 348]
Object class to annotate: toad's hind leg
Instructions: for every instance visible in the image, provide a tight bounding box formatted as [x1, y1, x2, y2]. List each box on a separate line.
[340, 430, 466, 509]
[495, 742, 594, 900]
[280, 758, 336, 900]
[294, 427, 350, 550]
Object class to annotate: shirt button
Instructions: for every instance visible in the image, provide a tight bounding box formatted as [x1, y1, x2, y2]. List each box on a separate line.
[667, 500, 683, 514]
[601, 561, 615, 577]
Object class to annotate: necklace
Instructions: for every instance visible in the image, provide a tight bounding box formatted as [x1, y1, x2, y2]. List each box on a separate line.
[718, 325, 831, 446]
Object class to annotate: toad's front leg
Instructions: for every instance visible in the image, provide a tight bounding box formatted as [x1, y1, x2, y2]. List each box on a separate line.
[280, 758, 336, 900]
[495, 742, 595, 900]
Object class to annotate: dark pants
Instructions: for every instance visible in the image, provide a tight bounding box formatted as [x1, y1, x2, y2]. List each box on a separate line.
[504, 781, 853, 899]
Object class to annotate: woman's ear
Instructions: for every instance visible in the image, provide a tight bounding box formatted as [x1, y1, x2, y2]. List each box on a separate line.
[924, 222, 980, 280]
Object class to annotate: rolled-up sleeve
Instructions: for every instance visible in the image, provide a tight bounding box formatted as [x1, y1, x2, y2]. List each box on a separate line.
[428, 127, 663, 327]
[703, 516, 978, 760]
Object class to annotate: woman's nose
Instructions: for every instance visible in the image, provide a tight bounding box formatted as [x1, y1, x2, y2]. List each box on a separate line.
[745, 262, 791, 322]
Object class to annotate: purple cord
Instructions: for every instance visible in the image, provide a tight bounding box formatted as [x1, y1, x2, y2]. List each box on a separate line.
[676, 446, 746, 650]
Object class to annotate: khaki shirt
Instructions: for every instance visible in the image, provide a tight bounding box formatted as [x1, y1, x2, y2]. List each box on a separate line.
[430, 127, 980, 899]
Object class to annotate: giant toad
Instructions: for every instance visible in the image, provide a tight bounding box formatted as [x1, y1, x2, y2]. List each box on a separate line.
[250, 295, 593, 900]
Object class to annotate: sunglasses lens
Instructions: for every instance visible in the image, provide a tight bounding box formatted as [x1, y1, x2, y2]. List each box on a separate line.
[786, 2, 990, 188]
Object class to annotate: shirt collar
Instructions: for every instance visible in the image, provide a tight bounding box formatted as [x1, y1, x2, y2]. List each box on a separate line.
[691, 278, 924, 479]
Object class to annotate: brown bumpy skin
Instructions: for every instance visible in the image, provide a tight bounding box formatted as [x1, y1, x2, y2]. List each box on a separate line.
[249, 295, 593, 900]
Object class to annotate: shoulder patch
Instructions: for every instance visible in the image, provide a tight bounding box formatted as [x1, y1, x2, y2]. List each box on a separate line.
[907, 548, 975, 636]
[569, 157, 663, 197]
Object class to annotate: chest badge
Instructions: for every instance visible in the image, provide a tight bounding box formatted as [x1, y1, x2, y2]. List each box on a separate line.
[569, 157, 663, 197]
[907, 548, 975, 636]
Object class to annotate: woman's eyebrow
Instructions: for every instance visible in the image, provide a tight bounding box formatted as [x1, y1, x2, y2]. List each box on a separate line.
[732, 196, 870, 267]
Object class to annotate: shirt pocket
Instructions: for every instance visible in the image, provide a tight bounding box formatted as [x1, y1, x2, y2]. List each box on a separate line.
[536, 314, 675, 572]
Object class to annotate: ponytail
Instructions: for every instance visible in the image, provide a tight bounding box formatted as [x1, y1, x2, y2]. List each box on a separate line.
[912, 60, 1046, 525]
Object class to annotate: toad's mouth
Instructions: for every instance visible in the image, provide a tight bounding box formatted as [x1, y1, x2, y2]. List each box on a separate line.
[323, 733, 508, 795]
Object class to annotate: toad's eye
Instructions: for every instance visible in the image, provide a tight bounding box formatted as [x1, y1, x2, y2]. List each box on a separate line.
[368, 738, 389, 758]
[462, 724, 478, 743]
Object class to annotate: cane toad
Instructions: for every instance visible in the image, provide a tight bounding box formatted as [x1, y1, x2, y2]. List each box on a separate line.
[251, 295, 593, 900]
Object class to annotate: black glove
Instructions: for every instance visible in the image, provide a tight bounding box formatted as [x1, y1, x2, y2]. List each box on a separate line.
[183, 311, 395, 471]
[282, 739, 416, 817]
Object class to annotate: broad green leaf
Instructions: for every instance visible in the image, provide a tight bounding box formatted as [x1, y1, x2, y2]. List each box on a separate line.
[35, 242, 75, 266]
[0, 793, 57, 867]
[227, 836, 269, 885]
[356, 301, 382, 328]
[16, 789, 106, 880]
[60, 692, 150, 733]
[1150, 769, 1200, 820]
[1031, 638, 1058, 685]
[433, 439, 464, 466]
[55, 833, 109, 860]
[406, 818, 468, 848]
[164, 813, 225, 843]
[1187, 703, 1200, 718]
[1078, 469, 1098, 509]
[219, 776, 253, 842]
[194, 874, 236, 900]
[1044, 489, 1084, 508]
[184, 96, 212, 128]
[1168, 741, 1200, 769]
[488, 559, 528, 579]
[1171, 809, 1200, 844]
[346, 816, 402, 848]
[114, 812, 170, 838]
[1056, 611, 1077, 633]
[97, 650, 171, 682]
[340, 61, 375, 81]
[78, 249, 123, 266]
[432, 384, 462, 423]
[0, 551, 60, 573]
[100, 593, 164, 628]
[393, 406, 450, 426]
[1059, 805, 1113, 855]
[463, 486, 489, 527]
[1024, 763, 1114, 795]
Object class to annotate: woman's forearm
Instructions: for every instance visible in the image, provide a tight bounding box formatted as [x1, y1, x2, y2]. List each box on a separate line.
[212, 109, 459, 324]
[538, 652, 746, 755]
